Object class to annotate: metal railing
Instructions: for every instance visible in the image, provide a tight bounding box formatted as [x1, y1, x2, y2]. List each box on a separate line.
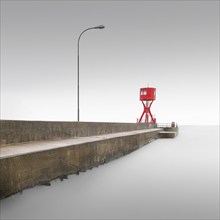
[156, 123, 172, 128]
[136, 120, 178, 128]
[156, 122, 178, 128]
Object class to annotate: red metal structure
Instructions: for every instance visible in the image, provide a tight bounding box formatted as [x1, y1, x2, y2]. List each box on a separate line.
[138, 87, 156, 123]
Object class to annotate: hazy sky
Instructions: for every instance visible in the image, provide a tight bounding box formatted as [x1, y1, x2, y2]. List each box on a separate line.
[1, 0, 219, 125]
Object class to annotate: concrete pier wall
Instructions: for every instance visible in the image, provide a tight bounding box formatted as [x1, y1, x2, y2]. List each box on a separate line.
[0, 120, 156, 146]
[0, 121, 178, 199]
[0, 128, 160, 199]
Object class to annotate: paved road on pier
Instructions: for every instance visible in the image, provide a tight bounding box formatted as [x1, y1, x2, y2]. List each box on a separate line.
[0, 128, 162, 159]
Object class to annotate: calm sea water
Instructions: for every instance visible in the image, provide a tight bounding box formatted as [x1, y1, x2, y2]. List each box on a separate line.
[0, 126, 219, 220]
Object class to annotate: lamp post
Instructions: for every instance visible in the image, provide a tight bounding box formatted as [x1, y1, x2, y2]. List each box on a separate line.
[77, 25, 105, 122]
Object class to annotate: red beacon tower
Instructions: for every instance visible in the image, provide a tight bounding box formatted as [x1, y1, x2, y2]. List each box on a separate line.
[138, 87, 156, 123]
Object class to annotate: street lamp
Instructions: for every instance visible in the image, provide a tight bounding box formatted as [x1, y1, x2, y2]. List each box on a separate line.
[77, 25, 105, 122]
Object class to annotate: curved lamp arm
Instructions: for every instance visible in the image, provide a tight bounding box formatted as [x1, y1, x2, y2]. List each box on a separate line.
[77, 25, 105, 122]
[78, 25, 105, 53]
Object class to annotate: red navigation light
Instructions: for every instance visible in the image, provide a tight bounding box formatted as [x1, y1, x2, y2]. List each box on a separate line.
[138, 87, 156, 123]
[140, 87, 156, 101]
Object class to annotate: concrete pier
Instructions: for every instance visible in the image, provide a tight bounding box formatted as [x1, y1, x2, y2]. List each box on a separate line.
[0, 120, 177, 199]
[0, 120, 156, 146]
[159, 131, 177, 138]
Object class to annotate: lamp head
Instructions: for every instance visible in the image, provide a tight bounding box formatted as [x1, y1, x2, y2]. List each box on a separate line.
[94, 25, 105, 29]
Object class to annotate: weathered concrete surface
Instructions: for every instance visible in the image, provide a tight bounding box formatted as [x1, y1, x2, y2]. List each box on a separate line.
[158, 127, 179, 138]
[159, 131, 177, 138]
[0, 129, 161, 159]
[0, 120, 156, 146]
[0, 121, 178, 199]
[163, 127, 179, 133]
[0, 128, 161, 199]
